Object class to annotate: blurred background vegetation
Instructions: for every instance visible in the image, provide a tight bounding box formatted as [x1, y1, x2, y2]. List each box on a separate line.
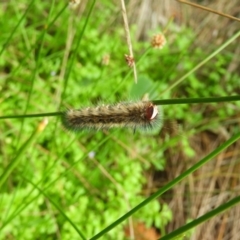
[0, 0, 240, 239]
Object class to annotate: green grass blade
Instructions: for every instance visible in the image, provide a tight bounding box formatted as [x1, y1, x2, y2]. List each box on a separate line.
[0, 135, 78, 231]
[60, 0, 97, 107]
[161, 29, 240, 93]
[0, 95, 240, 120]
[0, 134, 111, 232]
[0, 0, 35, 56]
[23, 178, 87, 240]
[90, 131, 240, 239]
[160, 195, 240, 240]
[0, 112, 62, 120]
[9, 3, 68, 77]
[17, 0, 57, 143]
[152, 95, 240, 105]
[0, 121, 45, 189]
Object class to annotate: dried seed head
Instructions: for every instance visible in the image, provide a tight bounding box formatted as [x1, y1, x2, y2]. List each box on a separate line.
[151, 33, 166, 49]
[125, 54, 134, 67]
[102, 54, 110, 66]
[37, 118, 48, 132]
[69, 0, 81, 9]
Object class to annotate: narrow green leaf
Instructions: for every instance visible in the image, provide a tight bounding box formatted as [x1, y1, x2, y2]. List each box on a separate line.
[90, 131, 240, 239]
[160, 195, 240, 240]
[0, 120, 47, 188]
[0, 0, 35, 56]
[161, 30, 240, 93]
[23, 178, 87, 240]
[1, 95, 240, 120]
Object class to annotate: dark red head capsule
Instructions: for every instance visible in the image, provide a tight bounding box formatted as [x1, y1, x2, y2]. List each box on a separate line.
[145, 104, 158, 121]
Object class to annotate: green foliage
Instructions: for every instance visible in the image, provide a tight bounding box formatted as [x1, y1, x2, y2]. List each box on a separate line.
[0, 0, 240, 239]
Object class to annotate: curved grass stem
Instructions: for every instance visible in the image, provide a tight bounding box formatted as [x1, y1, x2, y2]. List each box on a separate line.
[89, 131, 240, 239]
[0, 96, 240, 120]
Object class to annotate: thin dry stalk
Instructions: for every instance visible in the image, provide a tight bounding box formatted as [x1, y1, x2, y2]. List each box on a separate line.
[120, 0, 138, 83]
[79, 141, 135, 240]
[177, 0, 240, 22]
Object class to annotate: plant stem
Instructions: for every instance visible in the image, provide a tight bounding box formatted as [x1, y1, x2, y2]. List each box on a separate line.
[0, 95, 240, 120]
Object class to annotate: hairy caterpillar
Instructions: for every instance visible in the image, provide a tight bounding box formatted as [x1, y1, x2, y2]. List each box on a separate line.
[62, 101, 161, 131]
